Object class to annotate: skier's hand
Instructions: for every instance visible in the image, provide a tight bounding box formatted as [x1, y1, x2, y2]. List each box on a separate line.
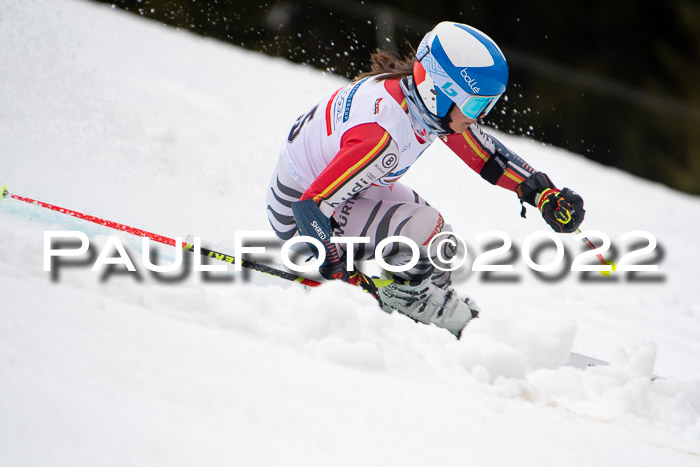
[536, 187, 585, 233]
[319, 257, 351, 281]
[516, 172, 585, 233]
[319, 253, 379, 297]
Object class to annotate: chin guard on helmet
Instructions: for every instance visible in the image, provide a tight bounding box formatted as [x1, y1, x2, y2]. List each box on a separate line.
[400, 76, 455, 136]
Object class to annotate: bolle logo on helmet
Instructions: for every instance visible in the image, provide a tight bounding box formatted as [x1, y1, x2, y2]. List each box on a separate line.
[441, 82, 458, 97]
[460, 69, 480, 94]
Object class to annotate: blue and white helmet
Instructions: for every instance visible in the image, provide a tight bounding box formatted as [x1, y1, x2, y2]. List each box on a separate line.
[409, 22, 508, 131]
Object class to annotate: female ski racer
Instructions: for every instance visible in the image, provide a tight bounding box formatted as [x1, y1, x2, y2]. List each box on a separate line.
[266, 21, 585, 338]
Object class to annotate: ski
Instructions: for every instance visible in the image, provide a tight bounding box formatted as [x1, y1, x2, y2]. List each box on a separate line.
[566, 352, 662, 380]
[566, 352, 610, 369]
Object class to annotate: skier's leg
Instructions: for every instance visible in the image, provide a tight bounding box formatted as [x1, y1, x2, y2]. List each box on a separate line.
[334, 183, 454, 285]
[266, 156, 304, 242]
[266, 162, 479, 337]
[334, 183, 479, 337]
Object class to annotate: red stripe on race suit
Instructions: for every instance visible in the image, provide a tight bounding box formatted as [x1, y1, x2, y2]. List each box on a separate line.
[301, 123, 391, 204]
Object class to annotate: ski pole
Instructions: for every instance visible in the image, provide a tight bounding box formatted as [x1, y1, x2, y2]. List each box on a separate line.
[575, 228, 616, 276]
[1, 185, 322, 287]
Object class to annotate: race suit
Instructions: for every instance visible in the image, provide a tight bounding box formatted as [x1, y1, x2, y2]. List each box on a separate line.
[266, 76, 537, 284]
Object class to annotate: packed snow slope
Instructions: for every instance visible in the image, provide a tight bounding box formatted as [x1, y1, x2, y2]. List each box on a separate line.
[2, 1, 700, 466]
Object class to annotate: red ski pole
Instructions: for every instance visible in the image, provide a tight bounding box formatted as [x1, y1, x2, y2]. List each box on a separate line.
[1, 185, 322, 287]
[575, 228, 617, 276]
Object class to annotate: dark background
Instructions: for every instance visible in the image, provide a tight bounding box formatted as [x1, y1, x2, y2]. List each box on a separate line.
[92, 0, 700, 195]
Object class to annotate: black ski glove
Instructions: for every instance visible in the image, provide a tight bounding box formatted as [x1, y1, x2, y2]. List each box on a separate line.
[516, 172, 585, 233]
[292, 199, 379, 296]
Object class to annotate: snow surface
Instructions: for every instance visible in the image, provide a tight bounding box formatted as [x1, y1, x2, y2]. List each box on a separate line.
[2, 1, 700, 465]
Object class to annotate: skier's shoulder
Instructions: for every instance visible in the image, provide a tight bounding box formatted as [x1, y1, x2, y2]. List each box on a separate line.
[341, 76, 406, 116]
[359, 76, 409, 114]
[358, 77, 418, 138]
[330, 77, 403, 136]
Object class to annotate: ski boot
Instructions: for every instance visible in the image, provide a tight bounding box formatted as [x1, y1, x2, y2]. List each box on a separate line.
[377, 274, 480, 338]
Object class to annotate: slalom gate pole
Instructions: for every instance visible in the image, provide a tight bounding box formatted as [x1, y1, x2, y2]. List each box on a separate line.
[1, 185, 322, 287]
[574, 228, 616, 276]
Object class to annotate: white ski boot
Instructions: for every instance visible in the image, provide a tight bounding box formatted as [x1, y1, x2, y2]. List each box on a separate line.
[377, 275, 480, 338]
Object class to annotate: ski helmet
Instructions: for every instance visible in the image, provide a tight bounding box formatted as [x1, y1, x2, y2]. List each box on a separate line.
[409, 22, 508, 132]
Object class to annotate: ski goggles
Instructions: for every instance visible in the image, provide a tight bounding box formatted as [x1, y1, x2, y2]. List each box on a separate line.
[458, 93, 502, 119]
